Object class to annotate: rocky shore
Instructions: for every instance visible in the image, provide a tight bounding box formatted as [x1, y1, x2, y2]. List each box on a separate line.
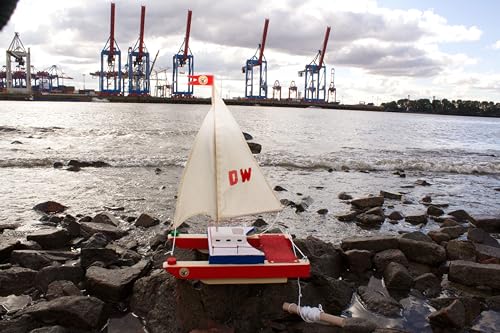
[1, 188, 500, 332]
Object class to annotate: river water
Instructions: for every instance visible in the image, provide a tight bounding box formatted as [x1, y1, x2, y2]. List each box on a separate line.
[0, 101, 499, 243]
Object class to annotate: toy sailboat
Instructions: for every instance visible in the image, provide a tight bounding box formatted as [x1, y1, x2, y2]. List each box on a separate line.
[163, 75, 310, 284]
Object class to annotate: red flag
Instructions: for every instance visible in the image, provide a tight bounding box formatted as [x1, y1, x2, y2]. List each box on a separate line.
[188, 74, 214, 86]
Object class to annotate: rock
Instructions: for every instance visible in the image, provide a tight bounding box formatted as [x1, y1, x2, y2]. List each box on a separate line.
[154, 167, 162, 175]
[415, 179, 431, 186]
[80, 222, 127, 240]
[107, 313, 145, 333]
[421, 195, 432, 203]
[448, 209, 473, 222]
[338, 192, 353, 200]
[66, 165, 80, 172]
[335, 211, 359, 222]
[273, 185, 287, 192]
[398, 238, 446, 266]
[53, 162, 64, 168]
[295, 196, 313, 213]
[80, 232, 109, 249]
[247, 142, 261, 154]
[26, 229, 70, 249]
[373, 249, 408, 272]
[350, 196, 384, 209]
[467, 228, 499, 247]
[293, 237, 343, 279]
[486, 295, 500, 311]
[33, 201, 67, 214]
[0, 314, 38, 333]
[406, 262, 432, 279]
[0, 294, 32, 314]
[365, 206, 384, 216]
[470, 310, 500, 333]
[11, 140, 23, 144]
[0, 235, 21, 261]
[134, 213, 159, 228]
[474, 243, 500, 263]
[430, 296, 482, 326]
[45, 280, 81, 300]
[67, 160, 110, 168]
[341, 236, 399, 253]
[356, 213, 385, 226]
[10, 250, 78, 270]
[439, 226, 468, 239]
[92, 212, 119, 226]
[344, 250, 372, 273]
[19, 296, 105, 330]
[404, 212, 427, 225]
[470, 215, 500, 233]
[342, 317, 377, 333]
[380, 191, 402, 200]
[449, 260, 500, 289]
[414, 273, 441, 297]
[428, 299, 465, 329]
[316, 208, 328, 215]
[86, 259, 150, 301]
[387, 211, 404, 221]
[427, 231, 450, 243]
[383, 262, 413, 291]
[427, 205, 444, 216]
[441, 218, 460, 227]
[0, 223, 19, 233]
[357, 285, 402, 317]
[242, 132, 253, 140]
[401, 231, 433, 243]
[80, 248, 120, 268]
[433, 214, 457, 223]
[252, 218, 267, 227]
[35, 265, 84, 292]
[30, 326, 68, 333]
[446, 240, 476, 261]
[0, 267, 36, 296]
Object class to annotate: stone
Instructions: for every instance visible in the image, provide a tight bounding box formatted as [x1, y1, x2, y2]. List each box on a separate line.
[92, 212, 119, 226]
[26, 229, 70, 250]
[33, 201, 67, 214]
[294, 237, 343, 279]
[446, 240, 476, 261]
[357, 285, 402, 317]
[0, 223, 19, 233]
[474, 243, 500, 263]
[398, 238, 446, 266]
[30, 326, 68, 333]
[387, 211, 404, 221]
[19, 296, 105, 330]
[80, 232, 109, 249]
[295, 196, 313, 213]
[273, 185, 287, 192]
[242, 132, 253, 140]
[80, 222, 127, 240]
[342, 317, 377, 333]
[67, 160, 110, 168]
[415, 179, 431, 186]
[0, 267, 36, 296]
[247, 142, 261, 154]
[421, 195, 432, 203]
[448, 209, 473, 222]
[335, 211, 358, 222]
[365, 206, 384, 216]
[356, 213, 385, 226]
[135, 213, 159, 228]
[427, 205, 444, 216]
[0, 235, 21, 261]
[80, 247, 120, 268]
[53, 162, 64, 168]
[338, 192, 353, 200]
[373, 249, 408, 272]
[449, 260, 500, 289]
[427, 231, 450, 243]
[350, 196, 384, 209]
[317, 208, 328, 215]
[35, 265, 84, 292]
[406, 262, 432, 279]
[10, 250, 78, 270]
[404, 212, 427, 225]
[428, 299, 465, 329]
[430, 297, 482, 326]
[383, 262, 413, 291]
[401, 231, 433, 243]
[0, 314, 38, 333]
[86, 259, 151, 301]
[45, 280, 81, 300]
[486, 295, 500, 311]
[414, 273, 441, 297]
[341, 236, 399, 253]
[470, 215, 500, 233]
[380, 191, 403, 200]
[0, 294, 32, 313]
[439, 226, 468, 240]
[344, 250, 372, 273]
[467, 228, 499, 247]
[107, 313, 145, 333]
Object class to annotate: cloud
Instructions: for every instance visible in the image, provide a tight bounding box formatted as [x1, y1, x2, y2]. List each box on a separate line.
[492, 40, 500, 50]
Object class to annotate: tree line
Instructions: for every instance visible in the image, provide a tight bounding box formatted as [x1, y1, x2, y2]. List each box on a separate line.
[382, 98, 500, 117]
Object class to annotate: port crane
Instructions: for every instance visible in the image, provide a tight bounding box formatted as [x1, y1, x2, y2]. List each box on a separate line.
[127, 5, 150, 95]
[327, 68, 337, 103]
[172, 10, 194, 97]
[298, 26, 331, 101]
[5, 32, 31, 93]
[242, 19, 269, 99]
[97, 3, 122, 95]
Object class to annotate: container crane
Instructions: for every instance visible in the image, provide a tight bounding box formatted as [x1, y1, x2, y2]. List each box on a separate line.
[98, 3, 122, 95]
[327, 68, 337, 103]
[288, 80, 298, 100]
[298, 26, 331, 102]
[172, 10, 194, 97]
[5, 32, 31, 94]
[127, 5, 150, 95]
[242, 19, 269, 99]
[272, 80, 281, 100]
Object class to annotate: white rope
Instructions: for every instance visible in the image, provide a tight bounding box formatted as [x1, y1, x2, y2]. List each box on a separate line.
[295, 278, 324, 323]
[166, 228, 177, 256]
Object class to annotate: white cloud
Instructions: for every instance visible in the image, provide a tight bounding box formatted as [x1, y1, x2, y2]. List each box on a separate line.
[492, 40, 500, 49]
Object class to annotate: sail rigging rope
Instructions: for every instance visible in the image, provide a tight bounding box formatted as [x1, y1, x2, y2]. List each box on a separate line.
[294, 278, 324, 323]
[166, 228, 178, 256]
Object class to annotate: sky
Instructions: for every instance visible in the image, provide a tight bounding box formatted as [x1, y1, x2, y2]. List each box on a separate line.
[2, 0, 500, 104]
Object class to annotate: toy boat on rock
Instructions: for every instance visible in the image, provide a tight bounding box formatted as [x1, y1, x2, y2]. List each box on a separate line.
[163, 75, 310, 284]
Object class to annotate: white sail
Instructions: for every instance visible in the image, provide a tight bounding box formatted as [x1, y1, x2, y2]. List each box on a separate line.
[172, 87, 282, 228]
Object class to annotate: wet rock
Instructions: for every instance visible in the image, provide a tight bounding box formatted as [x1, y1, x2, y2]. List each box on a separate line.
[470, 215, 500, 233]
[338, 192, 353, 200]
[350, 196, 384, 209]
[415, 179, 431, 186]
[404, 212, 427, 225]
[335, 211, 359, 222]
[373, 249, 408, 272]
[316, 208, 328, 215]
[407, 262, 432, 279]
[449, 260, 500, 289]
[11, 140, 23, 144]
[365, 206, 384, 217]
[92, 212, 119, 226]
[387, 211, 404, 221]
[35, 265, 84, 292]
[107, 313, 145, 333]
[401, 231, 433, 243]
[242, 132, 253, 140]
[154, 168, 162, 175]
[45, 280, 81, 300]
[383, 262, 413, 291]
[80, 232, 109, 249]
[80, 222, 127, 240]
[446, 240, 476, 261]
[342, 317, 377, 333]
[0, 314, 38, 333]
[0, 267, 36, 296]
[344, 250, 372, 273]
[26, 229, 70, 250]
[295, 196, 313, 213]
[0, 223, 19, 233]
[252, 218, 267, 227]
[474, 243, 500, 263]
[10, 250, 78, 270]
[356, 213, 385, 226]
[66, 165, 80, 172]
[81, 248, 120, 268]
[427, 205, 444, 217]
[467, 228, 499, 247]
[357, 285, 402, 317]
[86, 259, 151, 301]
[53, 162, 64, 168]
[427, 231, 450, 243]
[68, 160, 110, 168]
[428, 299, 465, 329]
[247, 142, 261, 154]
[430, 296, 482, 326]
[439, 226, 468, 240]
[441, 218, 460, 227]
[0, 294, 32, 314]
[341, 236, 399, 253]
[294, 237, 343, 278]
[398, 238, 446, 266]
[448, 209, 473, 222]
[380, 191, 402, 200]
[486, 295, 500, 311]
[414, 273, 441, 297]
[134, 213, 159, 228]
[0, 236, 21, 261]
[33, 201, 67, 214]
[30, 326, 68, 333]
[19, 296, 105, 330]
[273, 185, 287, 192]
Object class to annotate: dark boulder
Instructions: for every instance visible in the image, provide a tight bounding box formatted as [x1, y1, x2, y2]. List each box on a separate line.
[92, 212, 119, 226]
[242, 132, 253, 140]
[335, 211, 359, 222]
[247, 142, 262, 154]
[427, 231, 450, 243]
[80, 222, 127, 240]
[380, 191, 402, 200]
[344, 249, 372, 273]
[316, 208, 328, 215]
[357, 285, 402, 317]
[107, 313, 145, 333]
[10, 250, 78, 270]
[35, 265, 84, 292]
[0, 267, 36, 296]
[414, 273, 441, 297]
[449, 260, 500, 289]
[350, 196, 384, 209]
[356, 213, 385, 226]
[134, 213, 159, 228]
[470, 215, 500, 233]
[342, 317, 378, 333]
[295, 196, 313, 213]
[448, 209, 473, 222]
[427, 205, 444, 216]
[446, 240, 476, 261]
[33, 201, 67, 214]
[439, 226, 468, 240]
[342, 236, 399, 253]
[404, 212, 427, 225]
[26, 229, 70, 250]
[293, 237, 343, 278]
[0, 314, 38, 333]
[373, 249, 408, 272]
[80, 232, 109, 249]
[30, 326, 68, 333]
[338, 192, 353, 200]
[383, 262, 413, 291]
[45, 280, 82, 300]
[467, 228, 499, 247]
[474, 243, 500, 264]
[398, 238, 446, 266]
[428, 299, 465, 329]
[401, 231, 433, 243]
[68, 160, 110, 168]
[80, 248, 120, 268]
[273, 185, 287, 192]
[387, 211, 404, 221]
[0, 235, 21, 261]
